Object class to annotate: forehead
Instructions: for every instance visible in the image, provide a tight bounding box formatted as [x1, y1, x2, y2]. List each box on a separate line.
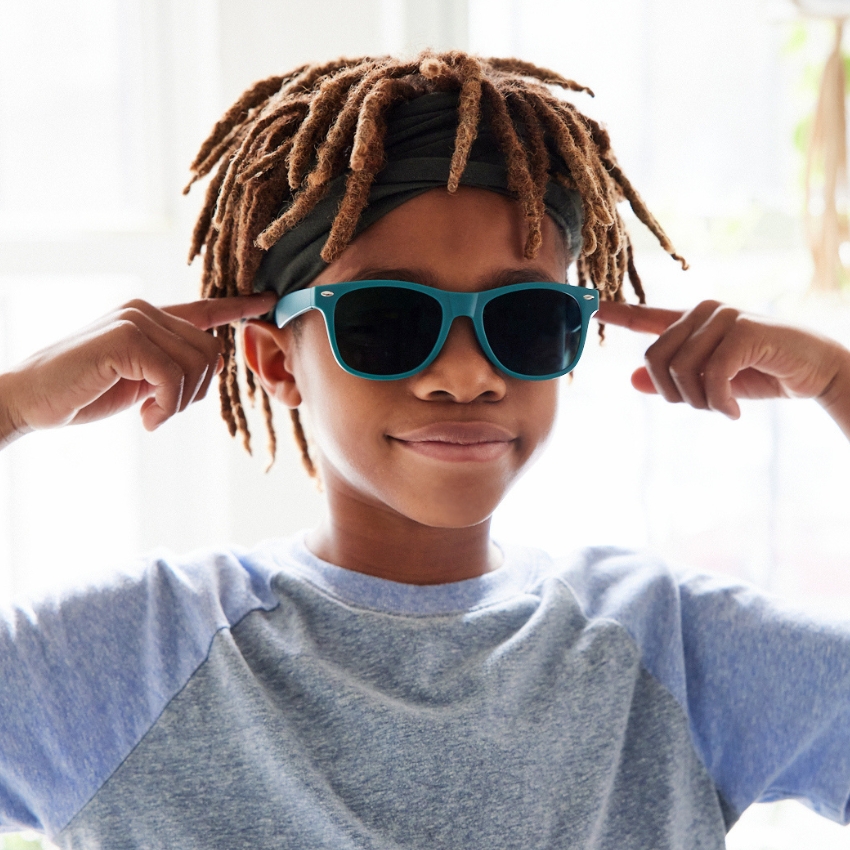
[311, 187, 569, 292]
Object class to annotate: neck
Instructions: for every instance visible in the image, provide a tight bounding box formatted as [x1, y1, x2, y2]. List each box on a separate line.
[306, 485, 501, 586]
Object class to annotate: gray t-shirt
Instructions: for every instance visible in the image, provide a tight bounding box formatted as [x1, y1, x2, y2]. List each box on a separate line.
[1, 534, 849, 848]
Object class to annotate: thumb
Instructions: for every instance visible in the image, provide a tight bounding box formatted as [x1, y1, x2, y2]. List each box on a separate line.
[631, 367, 658, 395]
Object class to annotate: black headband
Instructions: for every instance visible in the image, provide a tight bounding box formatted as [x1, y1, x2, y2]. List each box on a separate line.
[253, 92, 583, 297]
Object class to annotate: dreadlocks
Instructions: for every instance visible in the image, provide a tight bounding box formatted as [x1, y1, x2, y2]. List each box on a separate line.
[185, 51, 686, 476]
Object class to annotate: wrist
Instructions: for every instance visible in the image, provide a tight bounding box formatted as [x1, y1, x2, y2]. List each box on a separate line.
[817, 342, 850, 442]
[0, 371, 31, 450]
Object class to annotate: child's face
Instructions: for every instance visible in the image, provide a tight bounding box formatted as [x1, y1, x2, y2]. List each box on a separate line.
[251, 186, 569, 529]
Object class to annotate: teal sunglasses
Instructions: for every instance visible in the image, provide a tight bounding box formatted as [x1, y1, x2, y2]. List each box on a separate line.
[274, 280, 599, 381]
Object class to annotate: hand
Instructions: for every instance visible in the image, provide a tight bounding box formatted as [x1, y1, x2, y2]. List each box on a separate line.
[597, 299, 850, 421]
[0, 293, 277, 446]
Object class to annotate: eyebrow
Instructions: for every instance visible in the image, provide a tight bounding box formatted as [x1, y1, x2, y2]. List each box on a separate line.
[346, 266, 566, 289]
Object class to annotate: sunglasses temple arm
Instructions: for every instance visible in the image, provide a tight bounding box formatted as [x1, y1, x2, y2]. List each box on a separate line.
[275, 288, 315, 329]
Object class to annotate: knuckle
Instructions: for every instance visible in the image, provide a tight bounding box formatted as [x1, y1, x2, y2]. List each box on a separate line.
[165, 359, 184, 381]
[116, 306, 149, 325]
[119, 298, 153, 313]
[733, 313, 754, 332]
[193, 341, 219, 370]
[113, 318, 145, 340]
[684, 300, 722, 325]
[701, 364, 720, 386]
[668, 354, 696, 380]
[714, 305, 740, 323]
[202, 335, 223, 360]
[644, 341, 661, 363]
[694, 299, 722, 314]
[184, 345, 207, 368]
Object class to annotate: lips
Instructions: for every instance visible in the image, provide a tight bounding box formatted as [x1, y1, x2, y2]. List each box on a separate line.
[389, 421, 516, 462]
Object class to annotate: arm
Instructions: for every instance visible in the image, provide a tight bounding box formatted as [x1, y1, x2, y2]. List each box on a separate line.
[0, 293, 276, 450]
[597, 300, 850, 442]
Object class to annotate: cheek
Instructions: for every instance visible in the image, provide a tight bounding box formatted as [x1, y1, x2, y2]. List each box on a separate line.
[518, 381, 559, 462]
[293, 324, 394, 485]
[311, 386, 386, 472]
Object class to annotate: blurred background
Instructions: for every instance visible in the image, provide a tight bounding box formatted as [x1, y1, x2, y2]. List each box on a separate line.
[1, 1, 849, 848]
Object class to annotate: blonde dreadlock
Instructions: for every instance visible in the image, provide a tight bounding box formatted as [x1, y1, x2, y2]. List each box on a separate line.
[185, 50, 686, 477]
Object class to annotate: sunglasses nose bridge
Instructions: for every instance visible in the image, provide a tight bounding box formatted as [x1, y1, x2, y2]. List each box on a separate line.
[438, 291, 492, 363]
[443, 290, 481, 324]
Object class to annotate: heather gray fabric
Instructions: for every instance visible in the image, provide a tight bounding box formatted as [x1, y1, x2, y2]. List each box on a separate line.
[3, 536, 850, 848]
[60, 624, 723, 849]
[252, 92, 584, 299]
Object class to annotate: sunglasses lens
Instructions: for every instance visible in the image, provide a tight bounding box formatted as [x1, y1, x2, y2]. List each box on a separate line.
[334, 287, 443, 376]
[483, 288, 583, 376]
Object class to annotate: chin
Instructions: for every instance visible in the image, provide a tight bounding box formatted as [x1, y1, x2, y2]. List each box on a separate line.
[385, 467, 517, 528]
[395, 494, 503, 529]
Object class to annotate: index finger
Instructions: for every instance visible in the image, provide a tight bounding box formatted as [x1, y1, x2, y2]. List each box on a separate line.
[163, 293, 278, 331]
[596, 300, 684, 335]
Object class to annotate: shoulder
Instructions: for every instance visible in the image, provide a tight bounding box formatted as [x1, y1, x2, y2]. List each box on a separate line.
[0, 538, 292, 726]
[533, 544, 773, 645]
[9, 541, 288, 648]
[550, 545, 681, 617]
[521, 543, 686, 641]
[0, 538, 293, 835]
[515, 544, 764, 714]
[138, 540, 284, 626]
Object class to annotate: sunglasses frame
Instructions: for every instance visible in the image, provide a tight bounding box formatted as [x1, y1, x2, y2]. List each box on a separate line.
[274, 279, 600, 381]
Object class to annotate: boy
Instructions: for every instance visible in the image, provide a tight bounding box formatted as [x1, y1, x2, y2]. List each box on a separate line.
[1, 52, 849, 849]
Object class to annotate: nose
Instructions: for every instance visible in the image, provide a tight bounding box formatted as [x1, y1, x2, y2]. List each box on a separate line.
[409, 317, 507, 402]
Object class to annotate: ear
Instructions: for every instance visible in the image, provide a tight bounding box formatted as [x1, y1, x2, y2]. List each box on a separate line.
[242, 321, 302, 409]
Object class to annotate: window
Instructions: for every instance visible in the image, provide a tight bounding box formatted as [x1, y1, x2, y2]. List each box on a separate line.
[2, 2, 849, 847]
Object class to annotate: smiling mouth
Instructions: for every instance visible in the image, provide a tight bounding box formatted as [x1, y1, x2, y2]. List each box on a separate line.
[389, 422, 516, 462]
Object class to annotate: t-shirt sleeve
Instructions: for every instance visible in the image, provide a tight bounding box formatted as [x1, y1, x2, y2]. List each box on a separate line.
[563, 549, 850, 826]
[678, 571, 850, 824]
[0, 549, 279, 837]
